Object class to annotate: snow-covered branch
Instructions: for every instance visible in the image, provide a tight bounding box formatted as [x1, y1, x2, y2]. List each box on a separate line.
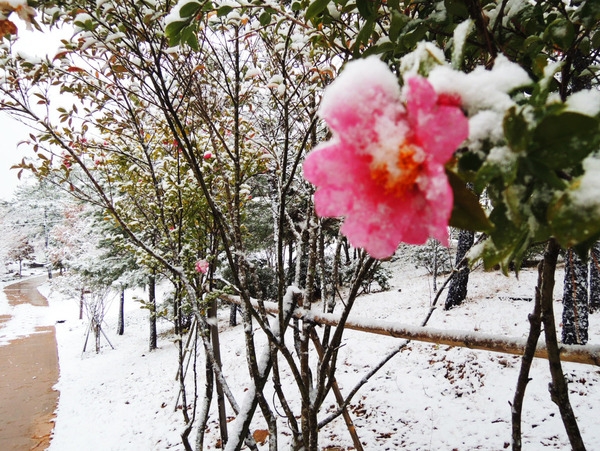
[222, 294, 600, 367]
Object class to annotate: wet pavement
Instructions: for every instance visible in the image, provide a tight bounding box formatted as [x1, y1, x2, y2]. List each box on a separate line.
[0, 277, 59, 451]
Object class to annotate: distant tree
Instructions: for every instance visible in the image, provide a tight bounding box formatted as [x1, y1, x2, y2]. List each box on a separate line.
[410, 239, 452, 292]
[27, 182, 68, 278]
[49, 200, 146, 338]
[0, 181, 67, 277]
[562, 248, 589, 345]
[7, 234, 34, 277]
[81, 284, 114, 354]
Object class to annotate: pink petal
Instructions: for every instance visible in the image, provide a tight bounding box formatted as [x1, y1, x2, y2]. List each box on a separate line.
[318, 57, 404, 150]
[303, 61, 467, 259]
[313, 188, 355, 217]
[303, 142, 369, 189]
[406, 77, 469, 163]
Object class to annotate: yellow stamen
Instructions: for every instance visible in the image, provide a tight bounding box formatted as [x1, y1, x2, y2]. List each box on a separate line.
[371, 143, 422, 197]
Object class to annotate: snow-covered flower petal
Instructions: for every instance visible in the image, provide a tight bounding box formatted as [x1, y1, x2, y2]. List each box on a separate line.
[303, 56, 468, 259]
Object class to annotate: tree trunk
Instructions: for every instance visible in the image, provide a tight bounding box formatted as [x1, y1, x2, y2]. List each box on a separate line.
[542, 241, 587, 450]
[79, 288, 84, 320]
[209, 294, 228, 446]
[589, 242, 600, 312]
[562, 248, 589, 345]
[149, 275, 157, 351]
[195, 351, 214, 451]
[94, 318, 101, 354]
[117, 289, 125, 336]
[445, 229, 474, 310]
[512, 244, 546, 450]
[229, 303, 237, 327]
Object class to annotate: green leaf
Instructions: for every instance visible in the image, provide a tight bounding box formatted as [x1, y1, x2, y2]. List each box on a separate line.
[473, 153, 518, 194]
[548, 181, 600, 249]
[386, 0, 399, 10]
[305, 0, 330, 21]
[401, 21, 428, 50]
[187, 32, 200, 51]
[530, 112, 600, 169]
[179, 1, 202, 18]
[523, 35, 544, 58]
[217, 5, 234, 17]
[503, 107, 529, 153]
[580, 0, 600, 27]
[389, 11, 409, 42]
[353, 18, 375, 55]
[444, 0, 469, 19]
[522, 158, 566, 190]
[591, 29, 600, 50]
[447, 170, 493, 233]
[362, 41, 396, 57]
[544, 18, 575, 50]
[179, 25, 199, 50]
[356, 0, 378, 19]
[573, 234, 600, 262]
[530, 59, 562, 103]
[457, 151, 483, 176]
[481, 204, 532, 273]
[259, 11, 271, 26]
[165, 20, 187, 41]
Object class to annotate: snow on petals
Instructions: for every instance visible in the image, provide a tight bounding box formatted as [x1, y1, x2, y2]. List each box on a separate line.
[303, 56, 468, 259]
[195, 259, 209, 274]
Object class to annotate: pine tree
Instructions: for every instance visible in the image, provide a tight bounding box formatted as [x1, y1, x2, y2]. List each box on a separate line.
[562, 248, 589, 345]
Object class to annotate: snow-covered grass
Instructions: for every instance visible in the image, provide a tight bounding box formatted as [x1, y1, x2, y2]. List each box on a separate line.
[6, 259, 599, 450]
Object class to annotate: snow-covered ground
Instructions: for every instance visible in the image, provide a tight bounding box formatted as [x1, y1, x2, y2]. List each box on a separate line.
[2, 259, 600, 450]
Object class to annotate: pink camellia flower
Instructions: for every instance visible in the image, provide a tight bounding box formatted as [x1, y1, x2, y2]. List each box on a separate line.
[303, 57, 468, 259]
[195, 259, 209, 274]
[203, 151, 212, 160]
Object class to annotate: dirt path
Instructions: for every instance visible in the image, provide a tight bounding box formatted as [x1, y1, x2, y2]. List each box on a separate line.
[0, 277, 59, 451]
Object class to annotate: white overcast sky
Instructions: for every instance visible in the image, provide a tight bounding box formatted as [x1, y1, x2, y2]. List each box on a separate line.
[0, 19, 72, 200]
[0, 114, 34, 200]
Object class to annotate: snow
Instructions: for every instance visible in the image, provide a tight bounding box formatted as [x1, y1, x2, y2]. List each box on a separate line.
[399, 41, 446, 76]
[0, 277, 54, 345]
[468, 110, 506, 146]
[428, 55, 531, 116]
[451, 19, 473, 68]
[4, 0, 28, 7]
[565, 89, 600, 117]
[164, 0, 200, 27]
[73, 12, 93, 26]
[486, 145, 517, 169]
[569, 156, 600, 213]
[319, 56, 401, 120]
[2, 259, 600, 449]
[400, 47, 532, 152]
[244, 67, 261, 79]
